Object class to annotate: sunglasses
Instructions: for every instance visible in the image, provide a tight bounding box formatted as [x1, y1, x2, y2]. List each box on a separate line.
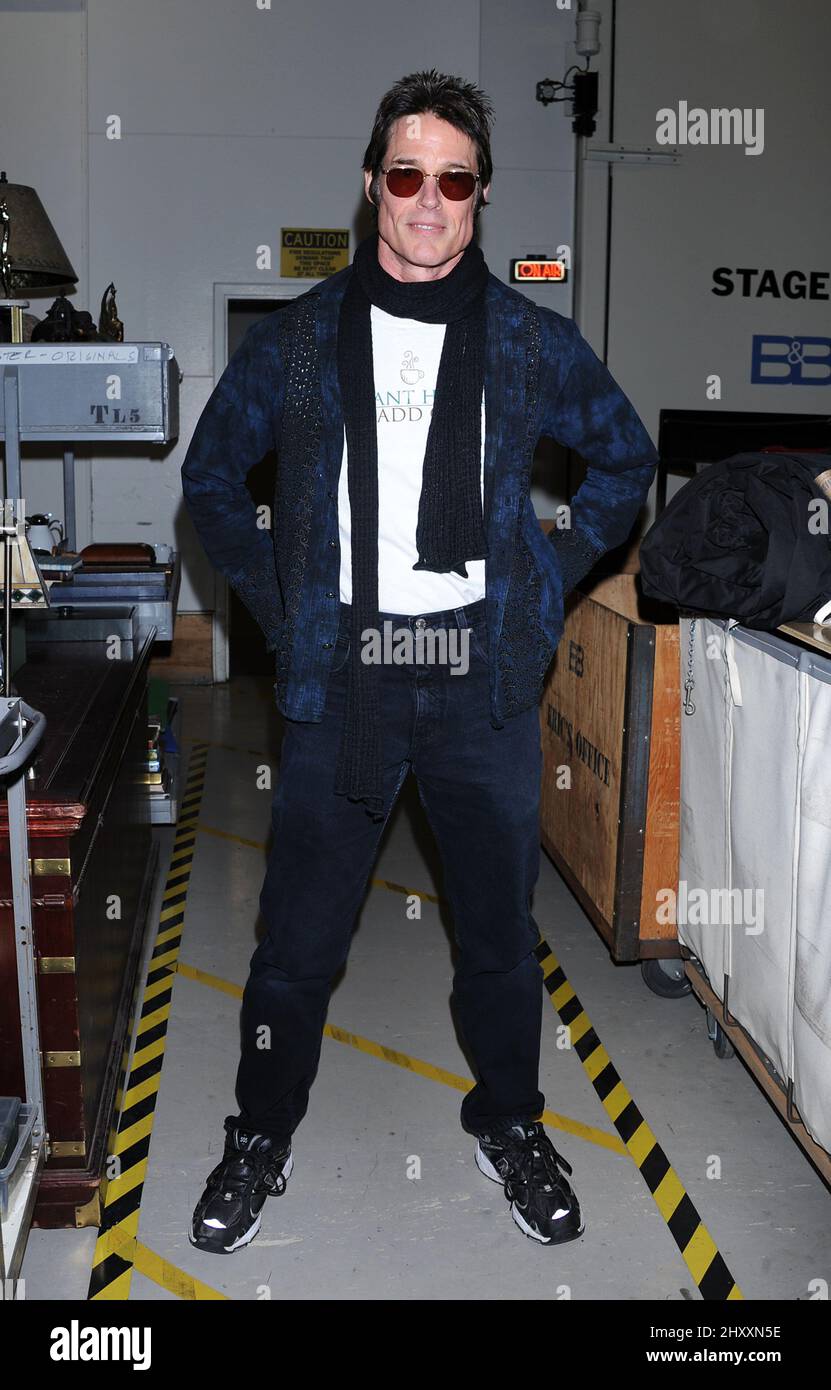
[380, 164, 480, 201]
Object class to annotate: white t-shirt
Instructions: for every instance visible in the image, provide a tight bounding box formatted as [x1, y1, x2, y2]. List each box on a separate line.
[338, 305, 487, 613]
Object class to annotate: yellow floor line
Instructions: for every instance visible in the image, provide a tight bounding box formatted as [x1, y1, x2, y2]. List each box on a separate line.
[126, 792, 735, 1300]
[190, 739, 276, 759]
[369, 875, 444, 905]
[197, 823, 269, 852]
[194, 824, 448, 908]
[175, 959, 625, 1156]
[132, 1242, 229, 1301]
[91, 1228, 227, 1302]
[177, 960, 244, 999]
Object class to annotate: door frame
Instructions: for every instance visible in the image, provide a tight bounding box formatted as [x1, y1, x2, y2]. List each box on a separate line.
[210, 278, 322, 682]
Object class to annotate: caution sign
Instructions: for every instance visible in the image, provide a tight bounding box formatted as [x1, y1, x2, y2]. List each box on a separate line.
[281, 228, 350, 278]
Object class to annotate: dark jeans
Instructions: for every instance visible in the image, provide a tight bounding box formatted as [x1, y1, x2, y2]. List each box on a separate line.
[231, 596, 546, 1142]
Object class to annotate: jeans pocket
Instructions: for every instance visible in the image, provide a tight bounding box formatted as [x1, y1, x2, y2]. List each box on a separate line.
[465, 623, 489, 664]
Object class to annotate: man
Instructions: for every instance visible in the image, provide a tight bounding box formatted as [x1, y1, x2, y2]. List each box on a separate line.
[181, 68, 658, 1254]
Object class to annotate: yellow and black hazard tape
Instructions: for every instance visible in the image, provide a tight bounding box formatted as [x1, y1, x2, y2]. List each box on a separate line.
[535, 935, 742, 1301]
[84, 744, 739, 1301]
[87, 741, 209, 1300]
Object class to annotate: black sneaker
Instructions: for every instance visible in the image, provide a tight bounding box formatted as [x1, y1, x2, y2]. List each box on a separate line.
[475, 1121, 585, 1245]
[189, 1117, 293, 1254]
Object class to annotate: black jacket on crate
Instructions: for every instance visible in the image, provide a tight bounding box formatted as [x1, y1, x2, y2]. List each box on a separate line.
[638, 450, 831, 629]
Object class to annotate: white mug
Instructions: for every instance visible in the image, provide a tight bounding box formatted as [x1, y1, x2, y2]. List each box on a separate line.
[26, 514, 64, 553]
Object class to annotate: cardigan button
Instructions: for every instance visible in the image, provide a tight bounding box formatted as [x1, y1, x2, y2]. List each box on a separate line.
[328, 538, 337, 547]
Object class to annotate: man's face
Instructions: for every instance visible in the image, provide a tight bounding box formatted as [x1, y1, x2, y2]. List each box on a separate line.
[364, 112, 490, 282]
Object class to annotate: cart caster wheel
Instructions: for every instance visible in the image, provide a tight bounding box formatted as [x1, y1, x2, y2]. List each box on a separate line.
[641, 958, 692, 999]
[705, 1007, 735, 1059]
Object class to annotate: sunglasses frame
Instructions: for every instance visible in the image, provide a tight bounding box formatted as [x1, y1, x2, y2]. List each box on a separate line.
[380, 164, 482, 201]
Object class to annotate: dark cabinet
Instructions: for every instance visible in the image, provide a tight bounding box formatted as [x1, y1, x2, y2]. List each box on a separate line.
[0, 633, 158, 1227]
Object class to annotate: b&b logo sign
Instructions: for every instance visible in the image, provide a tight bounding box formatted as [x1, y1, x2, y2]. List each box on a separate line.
[752, 335, 831, 385]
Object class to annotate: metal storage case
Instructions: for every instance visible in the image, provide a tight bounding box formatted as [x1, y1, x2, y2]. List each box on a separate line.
[0, 342, 179, 442]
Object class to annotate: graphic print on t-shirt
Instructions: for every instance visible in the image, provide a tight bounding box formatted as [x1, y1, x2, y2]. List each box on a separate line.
[338, 306, 486, 613]
[398, 349, 423, 386]
[377, 345, 433, 423]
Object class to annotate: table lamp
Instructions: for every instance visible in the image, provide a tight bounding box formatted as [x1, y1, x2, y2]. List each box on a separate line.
[0, 170, 78, 343]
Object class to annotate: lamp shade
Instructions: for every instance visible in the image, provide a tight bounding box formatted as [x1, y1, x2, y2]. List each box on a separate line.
[0, 170, 78, 294]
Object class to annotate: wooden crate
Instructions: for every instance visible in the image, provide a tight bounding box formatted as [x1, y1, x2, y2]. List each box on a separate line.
[538, 562, 681, 961]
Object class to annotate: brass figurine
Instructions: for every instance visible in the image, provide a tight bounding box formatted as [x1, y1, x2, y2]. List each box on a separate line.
[98, 281, 124, 341]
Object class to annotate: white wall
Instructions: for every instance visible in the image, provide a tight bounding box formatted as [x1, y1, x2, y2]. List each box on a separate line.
[0, 0, 91, 543]
[579, 0, 831, 520]
[1, 0, 581, 622]
[6, 3, 824, 622]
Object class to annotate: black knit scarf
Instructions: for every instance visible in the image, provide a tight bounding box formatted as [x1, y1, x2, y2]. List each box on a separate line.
[334, 229, 490, 818]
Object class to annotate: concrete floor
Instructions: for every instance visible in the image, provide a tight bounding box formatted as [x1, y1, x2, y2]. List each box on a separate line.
[19, 675, 831, 1301]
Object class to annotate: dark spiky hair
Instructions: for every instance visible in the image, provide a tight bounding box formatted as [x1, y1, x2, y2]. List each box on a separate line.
[362, 68, 494, 219]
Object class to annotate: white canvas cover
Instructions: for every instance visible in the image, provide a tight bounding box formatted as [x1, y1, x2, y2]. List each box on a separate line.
[677, 617, 732, 997]
[725, 628, 801, 1086]
[792, 653, 831, 1152]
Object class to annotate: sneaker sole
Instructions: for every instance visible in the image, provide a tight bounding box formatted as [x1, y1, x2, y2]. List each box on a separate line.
[475, 1140, 585, 1245]
[189, 1151, 294, 1254]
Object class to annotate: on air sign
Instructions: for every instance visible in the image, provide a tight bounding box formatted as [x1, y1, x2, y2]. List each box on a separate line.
[510, 257, 568, 283]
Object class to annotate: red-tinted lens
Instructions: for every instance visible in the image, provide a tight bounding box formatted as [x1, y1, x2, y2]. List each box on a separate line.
[384, 167, 477, 201]
[437, 171, 477, 200]
[385, 167, 425, 197]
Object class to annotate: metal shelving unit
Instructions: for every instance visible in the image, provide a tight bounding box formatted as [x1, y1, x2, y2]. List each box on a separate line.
[0, 343, 181, 1282]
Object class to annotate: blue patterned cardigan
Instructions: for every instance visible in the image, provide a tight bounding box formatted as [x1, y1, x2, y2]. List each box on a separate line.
[181, 264, 658, 727]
